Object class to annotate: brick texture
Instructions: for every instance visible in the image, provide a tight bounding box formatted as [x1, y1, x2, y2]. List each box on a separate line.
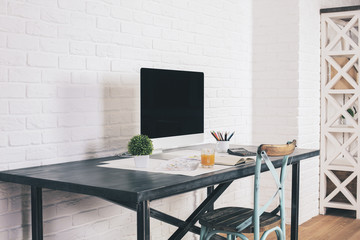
[0, 0, 252, 239]
[2, 0, 351, 238]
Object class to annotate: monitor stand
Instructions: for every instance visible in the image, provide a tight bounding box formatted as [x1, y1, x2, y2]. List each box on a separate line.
[150, 133, 204, 153]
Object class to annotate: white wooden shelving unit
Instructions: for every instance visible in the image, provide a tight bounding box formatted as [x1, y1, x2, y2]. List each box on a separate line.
[320, 9, 360, 218]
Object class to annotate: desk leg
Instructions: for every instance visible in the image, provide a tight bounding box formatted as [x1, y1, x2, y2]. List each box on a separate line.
[169, 182, 232, 240]
[207, 186, 214, 211]
[137, 201, 150, 240]
[291, 162, 300, 240]
[31, 186, 43, 240]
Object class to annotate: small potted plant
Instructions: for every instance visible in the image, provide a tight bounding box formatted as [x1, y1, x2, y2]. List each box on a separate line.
[128, 134, 154, 168]
[340, 106, 357, 125]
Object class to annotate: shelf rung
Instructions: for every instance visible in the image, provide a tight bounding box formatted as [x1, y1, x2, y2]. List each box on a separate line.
[326, 51, 358, 56]
[324, 202, 356, 210]
[327, 89, 357, 94]
[326, 165, 356, 171]
[327, 127, 356, 132]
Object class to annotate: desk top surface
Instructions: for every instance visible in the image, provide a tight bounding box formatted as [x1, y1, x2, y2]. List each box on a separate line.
[0, 145, 319, 203]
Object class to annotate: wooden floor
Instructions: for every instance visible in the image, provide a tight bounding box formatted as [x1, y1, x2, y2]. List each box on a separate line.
[233, 210, 360, 240]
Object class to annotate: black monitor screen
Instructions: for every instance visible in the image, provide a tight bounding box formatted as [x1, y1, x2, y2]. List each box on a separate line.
[141, 68, 204, 139]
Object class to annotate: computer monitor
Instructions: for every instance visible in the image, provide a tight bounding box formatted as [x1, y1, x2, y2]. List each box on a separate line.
[140, 68, 204, 150]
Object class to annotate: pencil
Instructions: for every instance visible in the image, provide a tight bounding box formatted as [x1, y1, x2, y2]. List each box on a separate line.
[218, 132, 223, 141]
[213, 131, 220, 141]
[211, 131, 219, 141]
[211, 131, 234, 141]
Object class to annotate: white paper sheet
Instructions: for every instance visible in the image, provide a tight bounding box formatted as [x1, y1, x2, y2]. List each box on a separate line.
[97, 158, 231, 176]
[154, 150, 250, 166]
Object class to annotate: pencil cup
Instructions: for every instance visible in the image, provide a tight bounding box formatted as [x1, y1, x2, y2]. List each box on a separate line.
[216, 141, 229, 153]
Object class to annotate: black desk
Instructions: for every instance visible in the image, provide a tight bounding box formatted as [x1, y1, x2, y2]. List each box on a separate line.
[0, 145, 319, 240]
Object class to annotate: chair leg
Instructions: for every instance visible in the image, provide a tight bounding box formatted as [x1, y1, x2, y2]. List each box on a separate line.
[277, 229, 285, 240]
[275, 230, 281, 240]
[200, 226, 207, 240]
[273, 228, 284, 240]
[261, 227, 284, 240]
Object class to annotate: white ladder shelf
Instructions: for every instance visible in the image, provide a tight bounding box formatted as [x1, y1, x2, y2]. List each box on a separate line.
[321, 9, 360, 218]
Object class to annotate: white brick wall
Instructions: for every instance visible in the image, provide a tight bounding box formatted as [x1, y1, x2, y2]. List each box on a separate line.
[298, 0, 321, 223]
[252, 0, 300, 223]
[0, 0, 252, 239]
[252, 0, 300, 145]
[1, 0, 355, 238]
[252, 0, 322, 225]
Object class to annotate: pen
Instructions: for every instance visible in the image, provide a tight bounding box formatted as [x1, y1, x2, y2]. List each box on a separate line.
[228, 132, 235, 141]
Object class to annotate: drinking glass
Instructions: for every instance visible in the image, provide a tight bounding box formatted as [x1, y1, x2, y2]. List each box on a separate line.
[201, 148, 215, 168]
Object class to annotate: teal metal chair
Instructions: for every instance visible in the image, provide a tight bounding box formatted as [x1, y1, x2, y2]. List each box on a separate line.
[199, 140, 297, 240]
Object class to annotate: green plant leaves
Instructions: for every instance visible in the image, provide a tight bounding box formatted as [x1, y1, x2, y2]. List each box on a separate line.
[127, 134, 153, 156]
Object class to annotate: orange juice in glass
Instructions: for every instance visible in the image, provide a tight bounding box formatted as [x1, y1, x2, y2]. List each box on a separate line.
[201, 148, 215, 168]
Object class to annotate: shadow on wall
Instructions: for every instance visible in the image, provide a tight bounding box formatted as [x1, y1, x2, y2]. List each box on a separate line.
[21, 185, 31, 240]
[99, 72, 140, 156]
[46, 72, 140, 161]
[17, 72, 141, 238]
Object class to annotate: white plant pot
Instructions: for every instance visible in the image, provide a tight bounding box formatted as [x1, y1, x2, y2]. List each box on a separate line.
[134, 155, 149, 168]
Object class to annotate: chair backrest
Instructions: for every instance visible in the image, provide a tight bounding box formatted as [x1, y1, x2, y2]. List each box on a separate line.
[255, 140, 296, 239]
[236, 140, 296, 239]
[258, 141, 296, 157]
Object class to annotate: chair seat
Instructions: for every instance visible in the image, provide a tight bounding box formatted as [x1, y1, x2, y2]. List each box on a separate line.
[199, 207, 281, 233]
